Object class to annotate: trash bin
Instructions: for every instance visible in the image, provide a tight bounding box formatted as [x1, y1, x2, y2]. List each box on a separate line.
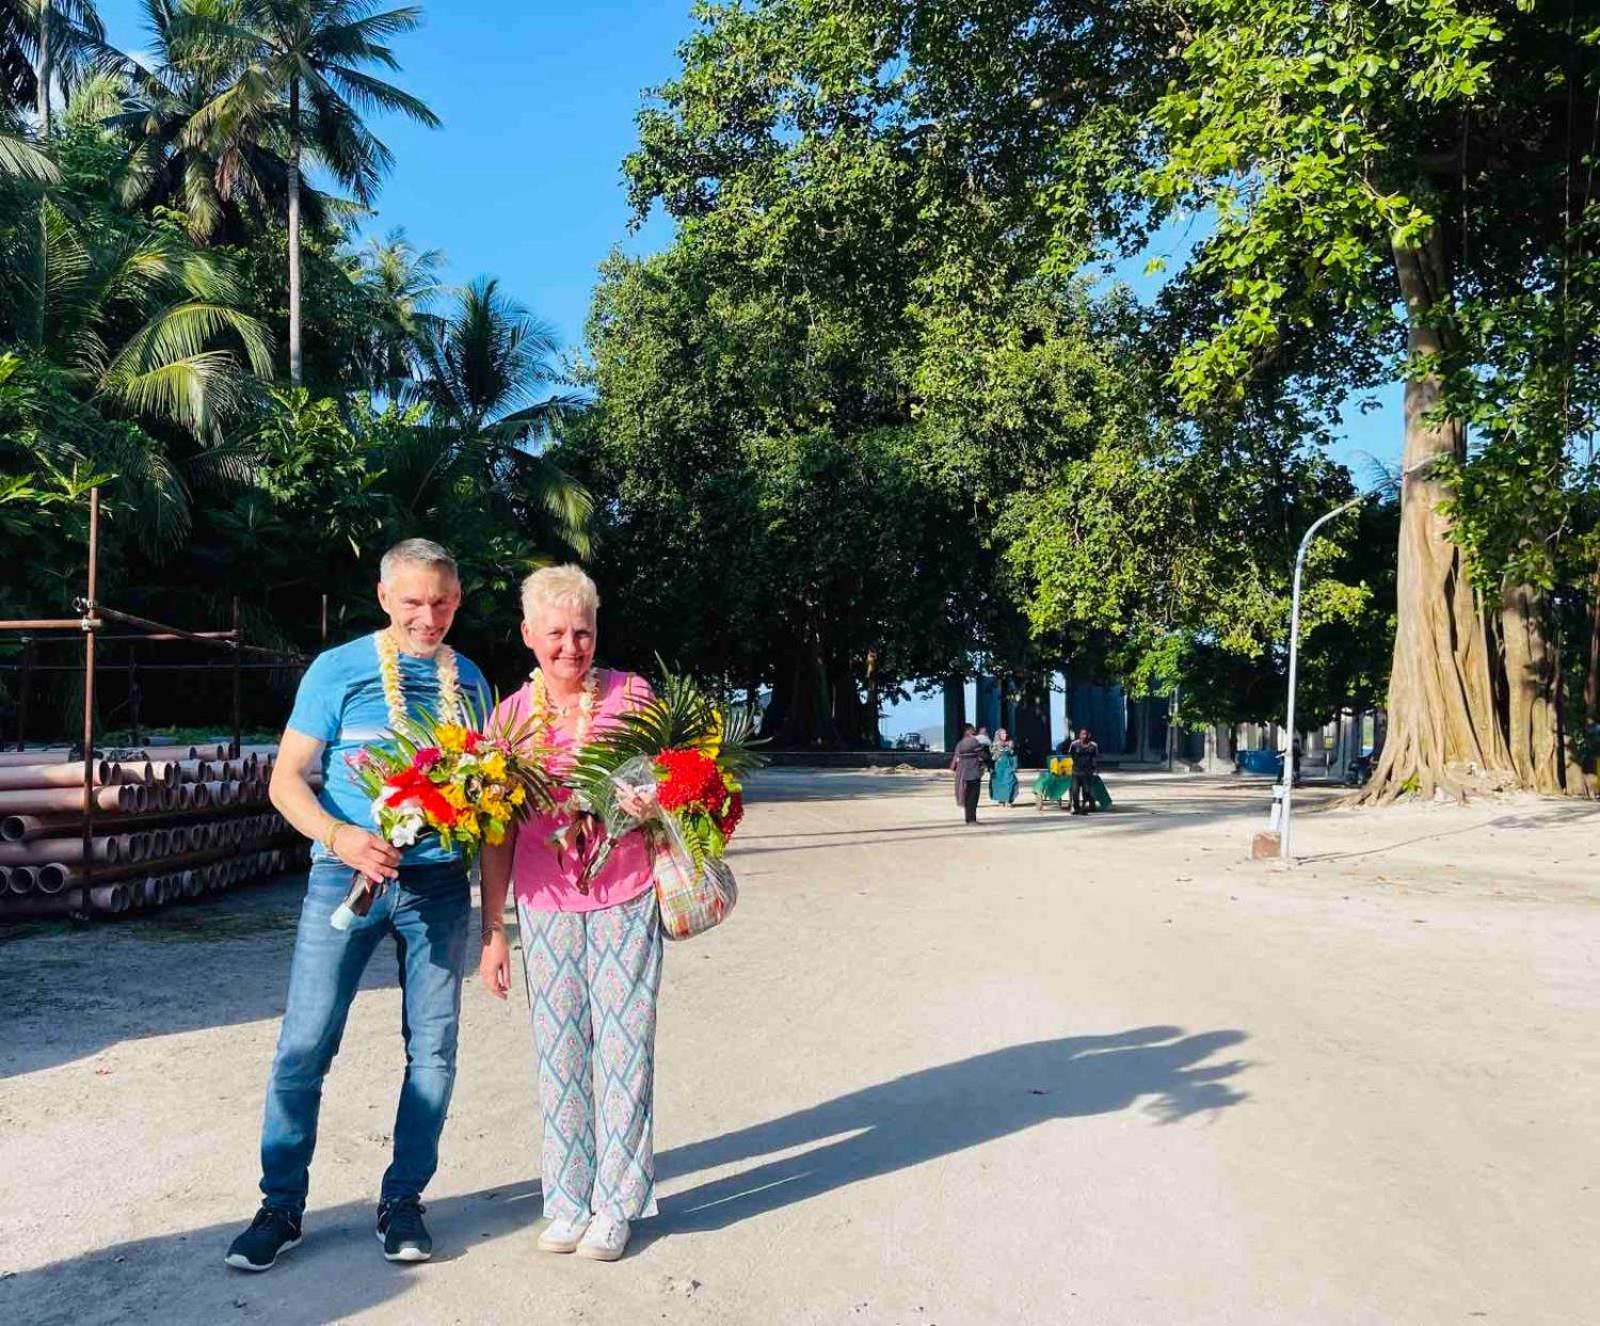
[1238, 749, 1283, 777]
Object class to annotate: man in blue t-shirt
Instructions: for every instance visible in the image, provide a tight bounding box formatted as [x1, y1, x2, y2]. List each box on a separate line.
[226, 539, 491, 1274]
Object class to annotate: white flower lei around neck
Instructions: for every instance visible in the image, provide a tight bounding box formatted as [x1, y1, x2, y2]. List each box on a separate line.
[529, 666, 600, 744]
[375, 629, 463, 731]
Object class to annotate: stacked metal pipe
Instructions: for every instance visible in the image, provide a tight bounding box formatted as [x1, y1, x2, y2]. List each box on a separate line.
[0, 744, 310, 919]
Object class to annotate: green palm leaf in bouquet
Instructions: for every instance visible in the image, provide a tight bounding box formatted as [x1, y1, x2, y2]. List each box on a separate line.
[566, 664, 766, 877]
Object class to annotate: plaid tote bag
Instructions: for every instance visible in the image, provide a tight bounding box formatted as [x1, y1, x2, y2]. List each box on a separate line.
[650, 832, 737, 941]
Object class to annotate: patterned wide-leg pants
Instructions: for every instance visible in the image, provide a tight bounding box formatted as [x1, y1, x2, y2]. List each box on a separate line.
[517, 888, 664, 1222]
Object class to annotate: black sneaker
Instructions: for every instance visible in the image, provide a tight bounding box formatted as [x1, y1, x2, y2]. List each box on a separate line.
[224, 1206, 302, 1272]
[376, 1197, 432, 1263]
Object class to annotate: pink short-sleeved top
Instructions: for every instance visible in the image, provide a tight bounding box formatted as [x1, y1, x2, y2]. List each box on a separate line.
[492, 668, 656, 913]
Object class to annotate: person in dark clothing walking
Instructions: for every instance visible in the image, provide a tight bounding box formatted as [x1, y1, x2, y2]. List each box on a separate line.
[1068, 728, 1100, 816]
[951, 723, 986, 825]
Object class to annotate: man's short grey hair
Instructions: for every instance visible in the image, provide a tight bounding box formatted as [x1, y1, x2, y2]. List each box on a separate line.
[521, 564, 600, 622]
[380, 538, 459, 584]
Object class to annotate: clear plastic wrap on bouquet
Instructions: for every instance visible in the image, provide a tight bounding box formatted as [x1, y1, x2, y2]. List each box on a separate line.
[584, 755, 737, 940]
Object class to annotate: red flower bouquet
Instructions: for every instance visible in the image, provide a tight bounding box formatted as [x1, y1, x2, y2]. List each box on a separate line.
[566, 669, 763, 938]
[653, 747, 745, 847]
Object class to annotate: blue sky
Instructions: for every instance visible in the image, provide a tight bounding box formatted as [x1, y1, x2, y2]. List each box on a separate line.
[98, 0, 688, 349]
[95, 1, 1405, 745]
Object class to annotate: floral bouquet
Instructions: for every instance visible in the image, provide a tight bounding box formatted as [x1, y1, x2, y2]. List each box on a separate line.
[566, 669, 764, 939]
[335, 701, 556, 928]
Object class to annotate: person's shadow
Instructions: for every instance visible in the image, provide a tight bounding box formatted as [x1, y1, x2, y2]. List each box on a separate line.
[653, 1025, 1248, 1234]
[0, 1027, 1248, 1325]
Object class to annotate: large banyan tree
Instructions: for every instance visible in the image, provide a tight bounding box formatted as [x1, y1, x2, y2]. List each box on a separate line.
[645, 0, 1600, 792]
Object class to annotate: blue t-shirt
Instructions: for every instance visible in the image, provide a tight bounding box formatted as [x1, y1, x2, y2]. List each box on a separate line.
[287, 634, 491, 866]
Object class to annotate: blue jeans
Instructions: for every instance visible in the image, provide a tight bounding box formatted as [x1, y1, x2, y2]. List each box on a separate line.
[258, 859, 470, 1217]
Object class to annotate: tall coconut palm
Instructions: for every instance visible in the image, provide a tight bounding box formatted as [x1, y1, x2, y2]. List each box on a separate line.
[183, 0, 438, 385]
[1, 0, 40, 110]
[353, 224, 440, 396]
[408, 276, 591, 554]
[4, 0, 108, 130]
[110, 0, 335, 243]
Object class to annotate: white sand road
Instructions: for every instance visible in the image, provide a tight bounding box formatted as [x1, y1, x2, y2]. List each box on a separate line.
[1, 770, 1597, 1325]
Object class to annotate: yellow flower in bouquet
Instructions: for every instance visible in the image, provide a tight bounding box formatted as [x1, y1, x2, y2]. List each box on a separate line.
[347, 703, 556, 859]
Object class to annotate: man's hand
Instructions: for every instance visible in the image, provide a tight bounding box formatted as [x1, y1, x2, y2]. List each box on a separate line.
[331, 824, 401, 885]
[479, 930, 511, 1000]
[271, 732, 400, 885]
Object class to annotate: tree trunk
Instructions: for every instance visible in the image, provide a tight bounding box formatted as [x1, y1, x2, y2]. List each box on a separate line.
[1498, 584, 1565, 793]
[863, 647, 881, 749]
[773, 624, 840, 748]
[825, 645, 866, 746]
[1361, 229, 1513, 803]
[942, 674, 966, 751]
[287, 77, 303, 387]
[36, 0, 51, 136]
[34, 2, 51, 350]
[1586, 570, 1600, 727]
[1012, 677, 1051, 767]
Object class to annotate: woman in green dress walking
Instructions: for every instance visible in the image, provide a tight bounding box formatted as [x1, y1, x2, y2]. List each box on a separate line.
[989, 728, 1019, 806]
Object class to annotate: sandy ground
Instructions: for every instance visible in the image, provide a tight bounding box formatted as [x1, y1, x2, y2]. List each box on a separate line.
[1, 769, 1597, 1326]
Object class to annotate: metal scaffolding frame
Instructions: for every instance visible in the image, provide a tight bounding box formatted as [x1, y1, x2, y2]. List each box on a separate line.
[0, 488, 316, 917]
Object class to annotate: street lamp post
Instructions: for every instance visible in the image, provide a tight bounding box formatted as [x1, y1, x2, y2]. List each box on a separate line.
[1281, 494, 1368, 862]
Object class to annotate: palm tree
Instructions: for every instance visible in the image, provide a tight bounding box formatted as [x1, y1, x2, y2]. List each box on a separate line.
[0, 100, 55, 178]
[184, 0, 439, 385]
[0, 197, 274, 438]
[1, 1, 39, 110]
[111, 0, 332, 243]
[408, 276, 592, 554]
[3, 0, 108, 131]
[353, 224, 440, 395]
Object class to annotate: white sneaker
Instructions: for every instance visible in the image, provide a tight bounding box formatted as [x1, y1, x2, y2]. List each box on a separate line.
[575, 1213, 630, 1262]
[537, 1214, 590, 1254]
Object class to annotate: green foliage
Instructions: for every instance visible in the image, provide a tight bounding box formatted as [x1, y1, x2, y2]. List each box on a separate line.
[601, 1, 1400, 738]
[0, 13, 588, 738]
[564, 235, 995, 742]
[1436, 225, 1600, 596]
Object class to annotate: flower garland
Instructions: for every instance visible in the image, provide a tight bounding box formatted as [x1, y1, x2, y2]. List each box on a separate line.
[528, 666, 601, 745]
[375, 629, 463, 732]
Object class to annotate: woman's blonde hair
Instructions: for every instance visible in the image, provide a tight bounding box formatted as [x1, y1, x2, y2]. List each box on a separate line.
[521, 564, 600, 622]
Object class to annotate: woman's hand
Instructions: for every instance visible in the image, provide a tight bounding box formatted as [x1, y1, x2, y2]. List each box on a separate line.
[615, 781, 659, 821]
[479, 930, 511, 1001]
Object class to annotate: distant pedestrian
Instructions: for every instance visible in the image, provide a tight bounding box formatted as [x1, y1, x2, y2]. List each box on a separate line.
[990, 728, 1018, 806]
[1068, 728, 1100, 816]
[951, 723, 985, 825]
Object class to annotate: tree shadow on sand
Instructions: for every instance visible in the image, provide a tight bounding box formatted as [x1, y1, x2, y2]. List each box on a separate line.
[1, 1025, 1247, 1325]
[652, 1025, 1248, 1234]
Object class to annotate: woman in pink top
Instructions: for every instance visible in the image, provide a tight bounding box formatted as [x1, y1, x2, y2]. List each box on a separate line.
[479, 565, 660, 1264]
